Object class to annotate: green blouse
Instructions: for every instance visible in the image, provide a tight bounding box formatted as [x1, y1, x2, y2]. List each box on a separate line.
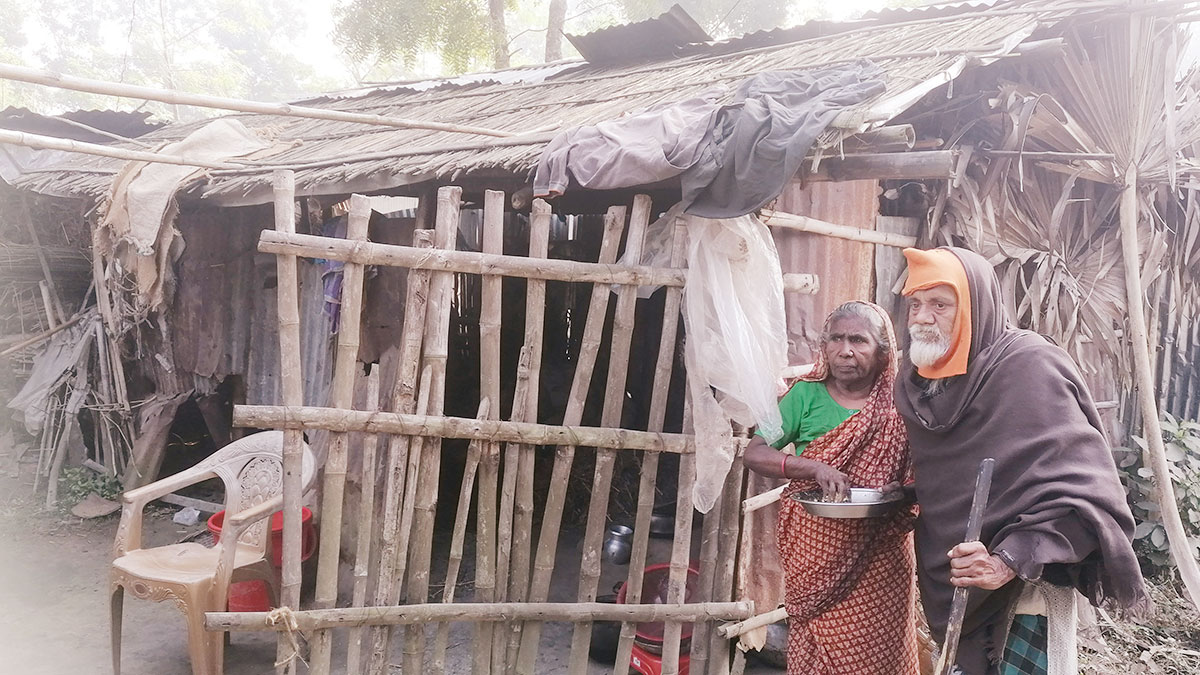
[764, 380, 858, 455]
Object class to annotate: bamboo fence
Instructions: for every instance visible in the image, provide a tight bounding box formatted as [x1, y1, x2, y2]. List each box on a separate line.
[234, 185, 801, 675]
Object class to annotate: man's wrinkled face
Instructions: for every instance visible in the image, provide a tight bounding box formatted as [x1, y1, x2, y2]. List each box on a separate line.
[906, 285, 958, 368]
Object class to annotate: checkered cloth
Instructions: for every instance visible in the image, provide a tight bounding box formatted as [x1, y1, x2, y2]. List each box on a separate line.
[999, 614, 1049, 675]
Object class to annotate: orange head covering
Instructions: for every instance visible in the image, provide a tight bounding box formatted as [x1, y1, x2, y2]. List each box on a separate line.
[901, 247, 972, 379]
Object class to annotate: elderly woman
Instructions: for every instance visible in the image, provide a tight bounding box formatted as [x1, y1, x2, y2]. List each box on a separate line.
[744, 301, 919, 675]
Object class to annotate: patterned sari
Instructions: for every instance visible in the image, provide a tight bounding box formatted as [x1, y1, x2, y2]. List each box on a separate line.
[777, 302, 919, 675]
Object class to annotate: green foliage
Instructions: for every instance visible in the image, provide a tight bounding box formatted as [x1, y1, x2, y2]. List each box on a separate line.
[618, 0, 791, 38]
[1115, 414, 1200, 570]
[57, 467, 122, 507]
[3, 0, 323, 117]
[334, 0, 497, 75]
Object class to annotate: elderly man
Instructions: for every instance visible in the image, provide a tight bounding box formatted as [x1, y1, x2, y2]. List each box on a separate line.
[894, 247, 1148, 675]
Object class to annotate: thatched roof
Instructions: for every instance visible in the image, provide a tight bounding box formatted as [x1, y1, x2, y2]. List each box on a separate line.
[10, 0, 1113, 207]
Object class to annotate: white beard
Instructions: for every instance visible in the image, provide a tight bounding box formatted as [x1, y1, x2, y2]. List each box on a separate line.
[908, 325, 951, 369]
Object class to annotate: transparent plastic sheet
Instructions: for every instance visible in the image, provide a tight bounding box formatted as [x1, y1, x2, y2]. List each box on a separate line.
[623, 206, 788, 512]
[681, 213, 788, 513]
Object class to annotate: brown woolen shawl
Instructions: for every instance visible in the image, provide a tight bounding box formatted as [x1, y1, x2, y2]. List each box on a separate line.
[895, 247, 1148, 642]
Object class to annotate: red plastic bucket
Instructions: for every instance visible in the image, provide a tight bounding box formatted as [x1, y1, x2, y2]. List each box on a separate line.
[226, 579, 272, 612]
[206, 507, 317, 612]
[615, 563, 700, 644]
[206, 506, 317, 567]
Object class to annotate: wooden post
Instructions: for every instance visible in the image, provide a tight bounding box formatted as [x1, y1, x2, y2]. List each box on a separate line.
[309, 193, 372, 675]
[614, 219, 687, 672]
[403, 186, 462, 674]
[1119, 167, 1200, 610]
[515, 206, 626, 675]
[475, 439, 500, 675]
[431, 399, 490, 675]
[567, 196, 650, 675]
[367, 230, 434, 675]
[687, 481, 720, 675]
[272, 169, 305, 675]
[498, 347, 534, 672]
[479, 190, 505, 674]
[346, 368, 381, 675]
[661, 429, 697, 674]
[708, 450, 746, 675]
[501, 200, 552, 671]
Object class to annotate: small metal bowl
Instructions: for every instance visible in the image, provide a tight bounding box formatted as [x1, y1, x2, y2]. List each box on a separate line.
[789, 487, 902, 519]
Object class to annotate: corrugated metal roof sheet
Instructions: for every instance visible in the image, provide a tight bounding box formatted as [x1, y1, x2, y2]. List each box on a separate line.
[566, 3, 711, 65]
[13, 0, 1102, 205]
[0, 107, 162, 143]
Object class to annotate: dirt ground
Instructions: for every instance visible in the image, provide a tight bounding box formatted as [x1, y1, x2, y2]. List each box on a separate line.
[21, 455, 1200, 675]
[0, 463, 784, 675]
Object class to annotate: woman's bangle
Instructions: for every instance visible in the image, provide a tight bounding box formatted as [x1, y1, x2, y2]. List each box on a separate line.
[780, 453, 789, 479]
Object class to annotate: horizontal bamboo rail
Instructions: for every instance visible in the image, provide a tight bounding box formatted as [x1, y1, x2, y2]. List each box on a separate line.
[0, 128, 241, 170]
[206, 601, 755, 632]
[742, 485, 786, 513]
[256, 230, 819, 294]
[232, 404, 707, 453]
[717, 606, 788, 639]
[807, 149, 956, 182]
[760, 209, 918, 249]
[0, 62, 514, 137]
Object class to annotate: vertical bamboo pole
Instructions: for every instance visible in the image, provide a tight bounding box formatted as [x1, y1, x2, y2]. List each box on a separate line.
[475, 438, 500, 675]
[480, 190, 505, 673]
[92, 320, 119, 475]
[346, 368, 381, 674]
[514, 206, 626, 675]
[688, 474, 724, 675]
[310, 193, 373, 675]
[614, 219, 687, 673]
[21, 196, 65, 323]
[272, 169, 305, 675]
[403, 186, 462, 674]
[431, 398, 490, 675]
[661, 408, 697, 675]
[566, 195, 650, 675]
[708, 448, 746, 675]
[1119, 168, 1200, 610]
[501, 200, 552, 672]
[367, 229, 435, 675]
[38, 280, 59, 329]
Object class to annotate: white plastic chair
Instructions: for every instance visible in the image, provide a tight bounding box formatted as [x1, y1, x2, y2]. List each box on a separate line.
[109, 430, 315, 675]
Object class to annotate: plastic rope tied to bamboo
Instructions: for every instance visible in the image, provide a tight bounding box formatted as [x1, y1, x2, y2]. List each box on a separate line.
[631, 207, 788, 513]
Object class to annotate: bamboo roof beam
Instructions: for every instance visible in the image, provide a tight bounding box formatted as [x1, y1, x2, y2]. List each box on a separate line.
[0, 128, 242, 170]
[760, 209, 918, 249]
[0, 62, 515, 138]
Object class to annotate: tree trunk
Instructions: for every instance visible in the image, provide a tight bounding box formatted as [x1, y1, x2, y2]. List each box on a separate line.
[489, 0, 510, 69]
[545, 0, 567, 62]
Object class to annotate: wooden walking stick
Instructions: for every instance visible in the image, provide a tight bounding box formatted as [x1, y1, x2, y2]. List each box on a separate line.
[936, 457, 995, 675]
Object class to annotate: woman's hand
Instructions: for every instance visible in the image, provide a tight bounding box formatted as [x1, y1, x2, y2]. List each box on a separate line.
[811, 463, 849, 502]
[947, 541, 1016, 589]
[881, 481, 915, 503]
